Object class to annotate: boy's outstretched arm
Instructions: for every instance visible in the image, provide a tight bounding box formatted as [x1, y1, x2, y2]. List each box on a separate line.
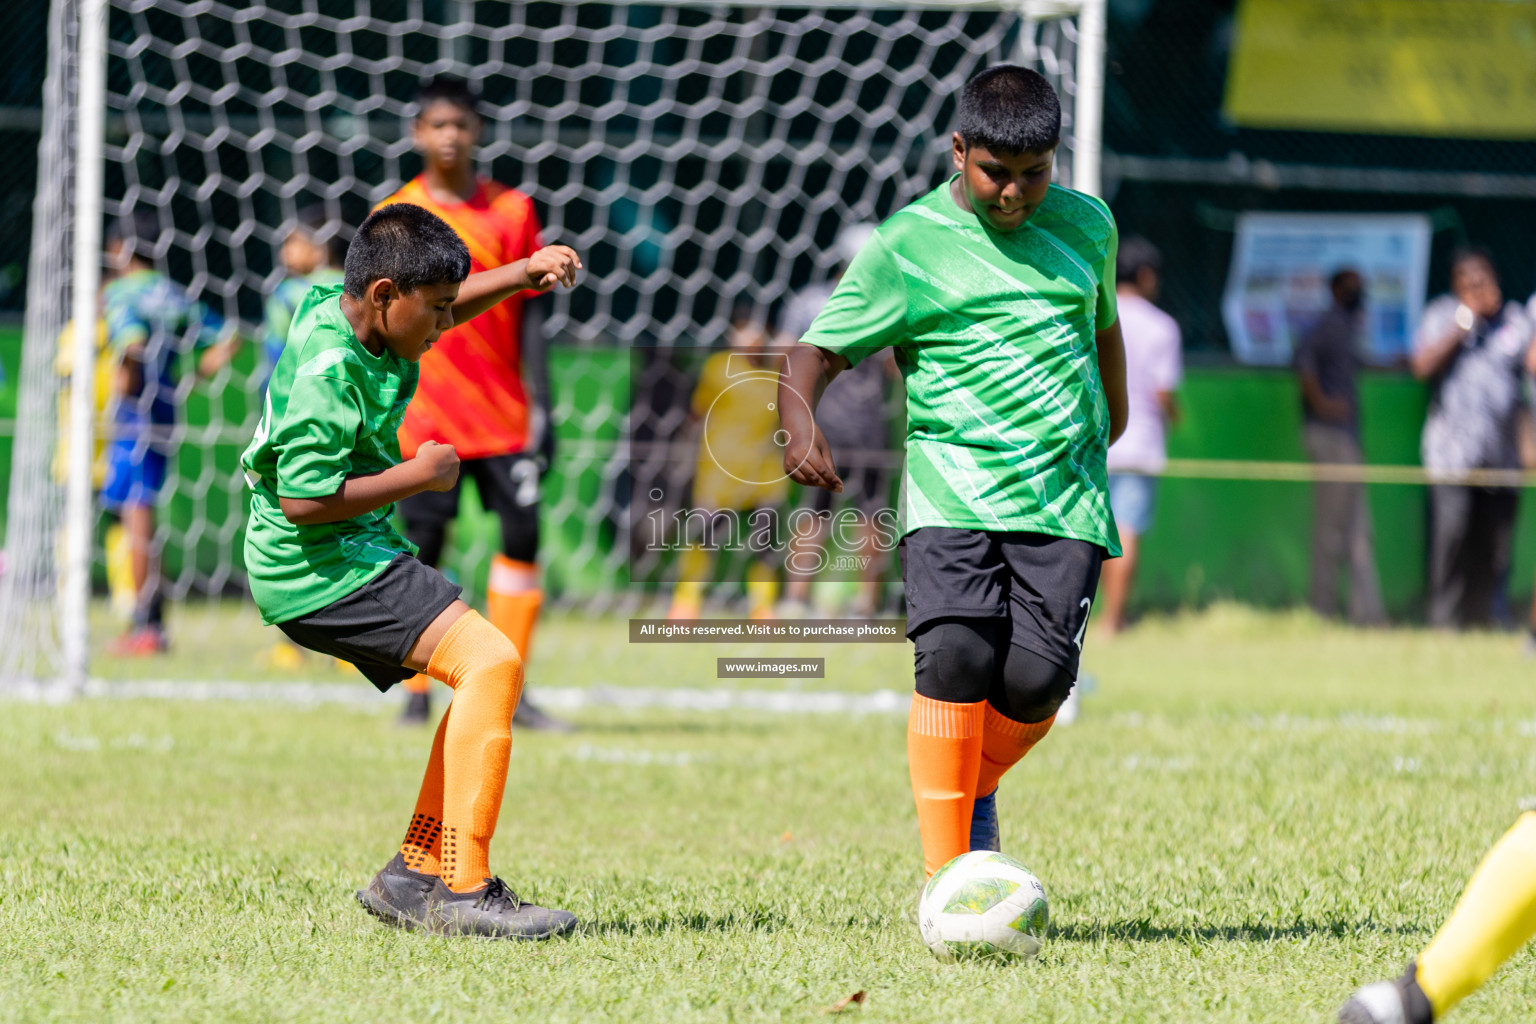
[451, 245, 582, 325]
[196, 333, 243, 379]
[1096, 319, 1128, 445]
[778, 342, 848, 493]
[279, 440, 460, 525]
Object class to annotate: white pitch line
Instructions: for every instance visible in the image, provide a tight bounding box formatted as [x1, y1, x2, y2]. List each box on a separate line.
[537, 685, 911, 715]
[0, 678, 915, 715]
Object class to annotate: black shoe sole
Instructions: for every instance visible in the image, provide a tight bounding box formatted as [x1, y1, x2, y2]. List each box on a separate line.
[433, 914, 577, 939]
[429, 906, 578, 941]
[358, 887, 577, 941]
[356, 888, 432, 931]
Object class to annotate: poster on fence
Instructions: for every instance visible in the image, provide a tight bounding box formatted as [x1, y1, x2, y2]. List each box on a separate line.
[1225, 0, 1536, 139]
[1221, 212, 1431, 367]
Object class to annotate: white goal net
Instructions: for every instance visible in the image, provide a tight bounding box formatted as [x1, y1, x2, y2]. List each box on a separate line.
[1, 0, 1101, 687]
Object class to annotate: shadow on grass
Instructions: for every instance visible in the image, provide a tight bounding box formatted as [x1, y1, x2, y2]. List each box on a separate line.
[579, 908, 790, 936]
[1050, 917, 1419, 943]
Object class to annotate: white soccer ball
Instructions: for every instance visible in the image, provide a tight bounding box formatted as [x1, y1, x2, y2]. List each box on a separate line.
[917, 850, 1049, 963]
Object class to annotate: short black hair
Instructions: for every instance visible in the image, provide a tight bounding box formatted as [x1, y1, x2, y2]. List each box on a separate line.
[730, 300, 765, 326]
[415, 75, 480, 118]
[1450, 245, 1499, 283]
[106, 208, 163, 259]
[956, 65, 1061, 155]
[1116, 236, 1162, 283]
[343, 203, 471, 298]
[1328, 267, 1362, 292]
[295, 204, 349, 267]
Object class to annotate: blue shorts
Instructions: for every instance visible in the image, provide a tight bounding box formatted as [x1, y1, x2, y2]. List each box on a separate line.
[1108, 473, 1158, 536]
[101, 439, 168, 512]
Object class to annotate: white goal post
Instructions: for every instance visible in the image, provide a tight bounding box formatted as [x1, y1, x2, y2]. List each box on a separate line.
[2, 0, 1106, 692]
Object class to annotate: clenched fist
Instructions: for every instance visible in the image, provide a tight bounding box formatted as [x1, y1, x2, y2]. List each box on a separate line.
[414, 440, 461, 492]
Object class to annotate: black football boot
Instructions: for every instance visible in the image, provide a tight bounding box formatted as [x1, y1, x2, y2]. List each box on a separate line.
[426, 876, 578, 940]
[355, 852, 438, 930]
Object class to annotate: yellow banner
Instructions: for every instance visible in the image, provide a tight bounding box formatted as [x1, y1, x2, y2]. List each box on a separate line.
[1225, 0, 1536, 138]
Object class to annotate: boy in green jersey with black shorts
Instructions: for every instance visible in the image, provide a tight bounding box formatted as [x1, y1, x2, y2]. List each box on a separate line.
[241, 202, 582, 938]
[779, 65, 1128, 878]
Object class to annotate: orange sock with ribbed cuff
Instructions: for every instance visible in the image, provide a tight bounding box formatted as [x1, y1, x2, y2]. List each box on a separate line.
[975, 706, 1056, 799]
[487, 555, 542, 661]
[907, 693, 987, 878]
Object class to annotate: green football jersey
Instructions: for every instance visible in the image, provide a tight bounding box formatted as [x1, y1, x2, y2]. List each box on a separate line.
[799, 178, 1121, 555]
[240, 284, 419, 624]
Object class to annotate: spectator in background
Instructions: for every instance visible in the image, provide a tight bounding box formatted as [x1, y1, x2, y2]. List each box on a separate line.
[1412, 247, 1536, 629]
[376, 76, 565, 730]
[102, 210, 242, 654]
[779, 224, 896, 618]
[1100, 236, 1180, 635]
[1296, 268, 1385, 625]
[259, 205, 346, 392]
[669, 307, 789, 620]
[56, 308, 134, 619]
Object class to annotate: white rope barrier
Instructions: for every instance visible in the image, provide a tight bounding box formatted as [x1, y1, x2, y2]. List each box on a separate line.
[1157, 459, 1536, 488]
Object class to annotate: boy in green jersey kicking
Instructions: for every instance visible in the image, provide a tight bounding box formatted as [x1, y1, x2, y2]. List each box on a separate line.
[778, 65, 1127, 877]
[241, 203, 582, 938]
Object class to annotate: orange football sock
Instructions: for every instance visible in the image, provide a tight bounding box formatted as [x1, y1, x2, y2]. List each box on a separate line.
[907, 693, 986, 877]
[975, 706, 1056, 799]
[400, 710, 449, 875]
[403, 672, 431, 695]
[405, 610, 523, 892]
[487, 554, 542, 660]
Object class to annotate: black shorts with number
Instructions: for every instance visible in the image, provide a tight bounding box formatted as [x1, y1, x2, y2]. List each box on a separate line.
[399, 452, 541, 565]
[276, 555, 463, 693]
[899, 527, 1105, 676]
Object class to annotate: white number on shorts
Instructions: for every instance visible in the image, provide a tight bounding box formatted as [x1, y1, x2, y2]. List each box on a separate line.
[1073, 597, 1092, 651]
[510, 457, 541, 507]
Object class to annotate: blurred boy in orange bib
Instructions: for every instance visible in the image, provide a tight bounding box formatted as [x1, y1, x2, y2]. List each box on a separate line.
[377, 76, 566, 730]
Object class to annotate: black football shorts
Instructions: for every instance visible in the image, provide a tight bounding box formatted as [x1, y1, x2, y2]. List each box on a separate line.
[399, 452, 541, 563]
[276, 555, 464, 692]
[899, 526, 1105, 676]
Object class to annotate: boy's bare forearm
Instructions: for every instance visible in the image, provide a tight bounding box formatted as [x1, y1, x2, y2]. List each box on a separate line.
[117, 356, 142, 398]
[196, 337, 242, 379]
[1410, 326, 1464, 380]
[1095, 321, 1129, 445]
[779, 343, 844, 430]
[279, 461, 433, 526]
[451, 261, 537, 325]
[452, 245, 582, 326]
[778, 345, 821, 436]
[779, 343, 849, 492]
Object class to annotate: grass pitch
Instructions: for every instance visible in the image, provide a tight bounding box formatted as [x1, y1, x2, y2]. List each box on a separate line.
[5, 606, 1536, 1022]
